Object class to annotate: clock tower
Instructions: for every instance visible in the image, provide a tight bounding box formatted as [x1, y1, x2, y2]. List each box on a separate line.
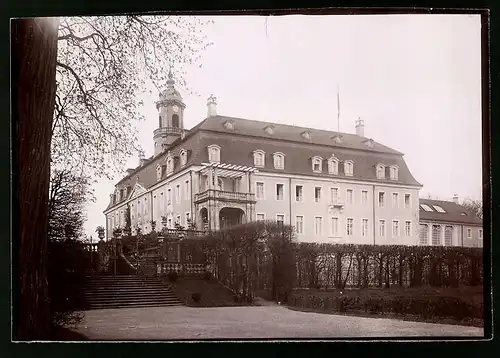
[153, 70, 186, 156]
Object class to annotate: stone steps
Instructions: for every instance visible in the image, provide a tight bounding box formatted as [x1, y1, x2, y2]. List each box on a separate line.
[82, 275, 182, 310]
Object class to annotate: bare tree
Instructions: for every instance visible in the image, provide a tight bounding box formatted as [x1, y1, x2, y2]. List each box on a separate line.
[14, 15, 212, 340]
[48, 165, 93, 241]
[461, 198, 483, 220]
[13, 18, 59, 340]
[53, 16, 213, 178]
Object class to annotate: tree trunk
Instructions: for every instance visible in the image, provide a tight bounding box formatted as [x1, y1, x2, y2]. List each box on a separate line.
[13, 18, 59, 340]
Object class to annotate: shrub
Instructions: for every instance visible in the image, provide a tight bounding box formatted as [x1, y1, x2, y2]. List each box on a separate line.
[168, 271, 178, 282]
[203, 271, 212, 281]
[191, 292, 201, 303]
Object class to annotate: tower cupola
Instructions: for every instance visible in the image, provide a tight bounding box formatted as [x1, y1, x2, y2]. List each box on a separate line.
[153, 70, 186, 156]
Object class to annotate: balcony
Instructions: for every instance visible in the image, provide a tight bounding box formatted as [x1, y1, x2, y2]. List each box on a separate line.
[194, 189, 256, 204]
[153, 127, 184, 137]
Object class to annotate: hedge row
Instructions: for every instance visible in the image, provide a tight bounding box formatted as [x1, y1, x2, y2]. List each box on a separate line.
[290, 294, 483, 321]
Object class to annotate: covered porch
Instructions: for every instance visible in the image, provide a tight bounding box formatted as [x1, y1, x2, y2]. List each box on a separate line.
[195, 162, 258, 231]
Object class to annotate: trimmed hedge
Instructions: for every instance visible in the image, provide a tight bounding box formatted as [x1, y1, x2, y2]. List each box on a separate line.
[290, 292, 483, 321]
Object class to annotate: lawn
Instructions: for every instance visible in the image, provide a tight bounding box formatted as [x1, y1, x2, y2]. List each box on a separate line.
[288, 285, 484, 327]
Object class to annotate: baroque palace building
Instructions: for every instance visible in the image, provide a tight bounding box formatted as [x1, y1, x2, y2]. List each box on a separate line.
[104, 72, 424, 245]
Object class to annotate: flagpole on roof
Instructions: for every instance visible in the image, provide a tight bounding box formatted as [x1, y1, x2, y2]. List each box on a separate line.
[337, 84, 340, 135]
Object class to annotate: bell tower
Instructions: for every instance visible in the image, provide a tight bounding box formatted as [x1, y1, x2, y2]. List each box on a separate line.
[154, 70, 186, 155]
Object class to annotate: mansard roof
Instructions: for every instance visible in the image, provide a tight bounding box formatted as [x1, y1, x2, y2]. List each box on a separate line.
[419, 199, 482, 226]
[197, 115, 403, 155]
[104, 115, 420, 212]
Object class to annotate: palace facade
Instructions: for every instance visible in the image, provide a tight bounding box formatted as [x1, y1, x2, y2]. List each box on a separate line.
[104, 73, 426, 245]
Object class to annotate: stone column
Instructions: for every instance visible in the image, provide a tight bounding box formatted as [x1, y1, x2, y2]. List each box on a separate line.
[245, 172, 250, 193]
[208, 168, 214, 190]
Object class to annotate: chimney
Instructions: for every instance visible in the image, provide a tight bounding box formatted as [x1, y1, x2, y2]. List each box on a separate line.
[453, 194, 459, 204]
[355, 118, 365, 137]
[207, 94, 217, 117]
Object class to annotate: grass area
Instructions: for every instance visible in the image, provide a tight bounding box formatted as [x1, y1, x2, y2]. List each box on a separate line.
[164, 276, 251, 307]
[288, 286, 484, 328]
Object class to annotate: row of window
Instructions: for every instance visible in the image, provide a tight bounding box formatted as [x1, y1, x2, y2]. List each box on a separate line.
[255, 182, 412, 208]
[109, 180, 191, 227]
[256, 214, 412, 238]
[208, 145, 399, 180]
[419, 224, 483, 246]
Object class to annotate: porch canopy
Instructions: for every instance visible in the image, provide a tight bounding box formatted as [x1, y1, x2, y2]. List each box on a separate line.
[199, 162, 259, 179]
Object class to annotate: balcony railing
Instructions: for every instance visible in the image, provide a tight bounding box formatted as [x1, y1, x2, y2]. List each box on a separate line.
[330, 198, 345, 207]
[194, 189, 256, 203]
[153, 127, 183, 137]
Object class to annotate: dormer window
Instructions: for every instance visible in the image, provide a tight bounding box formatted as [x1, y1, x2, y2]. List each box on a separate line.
[301, 130, 312, 140]
[208, 144, 221, 163]
[156, 164, 162, 181]
[389, 165, 399, 180]
[363, 138, 374, 148]
[223, 120, 234, 130]
[180, 149, 188, 167]
[273, 152, 285, 170]
[328, 155, 339, 175]
[376, 164, 386, 179]
[332, 134, 344, 144]
[312, 156, 323, 173]
[344, 160, 354, 176]
[253, 150, 265, 167]
[264, 125, 275, 135]
[166, 152, 174, 175]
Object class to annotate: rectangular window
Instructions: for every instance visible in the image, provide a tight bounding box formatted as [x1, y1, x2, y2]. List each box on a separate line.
[277, 214, 284, 227]
[315, 217, 323, 236]
[167, 189, 172, 205]
[314, 187, 321, 203]
[378, 192, 385, 207]
[404, 194, 411, 208]
[392, 193, 399, 208]
[392, 220, 399, 237]
[432, 225, 441, 246]
[276, 184, 284, 201]
[176, 215, 181, 225]
[467, 228, 472, 239]
[346, 218, 353, 236]
[444, 226, 453, 246]
[419, 224, 428, 245]
[346, 189, 353, 204]
[144, 198, 148, 215]
[257, 213, 265, 221]
[295, 216, 304, 234]
[176, 185, 181, 203]
[405, 221, 411, 236]
[362, 190, 368, 205]
[479, 229, 483, 240]
[137, 200, 141, 217]
[331, 217, 339, 236]
[256, 182, 264, 200]
[379, 220, 386, 237]
[185, 212, 191, 225]
[131, 204, 135, 219]
[330, 188, 339, 204]
[184, 180, 190, 199]
[295, 185, 303, 202]
[168, 218, 172, 229]
[362, 219, 368, 237]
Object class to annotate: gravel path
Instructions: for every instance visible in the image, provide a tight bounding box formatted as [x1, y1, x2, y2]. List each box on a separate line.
[75, 306, 483, 340]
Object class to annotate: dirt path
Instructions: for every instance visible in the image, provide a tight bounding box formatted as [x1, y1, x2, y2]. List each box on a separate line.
[74, 306, 484, 340]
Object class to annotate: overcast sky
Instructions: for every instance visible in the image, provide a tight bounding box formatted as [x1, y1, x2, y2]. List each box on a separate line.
[83, 14, 483, 239]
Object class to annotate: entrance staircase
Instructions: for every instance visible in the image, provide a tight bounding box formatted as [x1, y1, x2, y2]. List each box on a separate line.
[82, 274, 182, 310]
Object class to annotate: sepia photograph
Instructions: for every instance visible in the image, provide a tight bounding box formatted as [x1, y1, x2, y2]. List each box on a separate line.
[12, 10, 489, 342]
